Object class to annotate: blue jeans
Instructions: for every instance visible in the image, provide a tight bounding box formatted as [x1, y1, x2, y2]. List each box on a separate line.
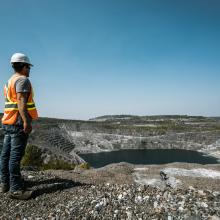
[0, 124, 28, 191]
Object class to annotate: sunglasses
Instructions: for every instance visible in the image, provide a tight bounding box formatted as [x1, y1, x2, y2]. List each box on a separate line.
[24, 64, 31, 69]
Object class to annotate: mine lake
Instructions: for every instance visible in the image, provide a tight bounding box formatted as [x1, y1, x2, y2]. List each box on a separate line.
[79, 149, 220, 168]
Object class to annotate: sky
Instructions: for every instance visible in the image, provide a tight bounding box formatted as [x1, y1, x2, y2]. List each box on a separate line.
[0, 0, 219, 120]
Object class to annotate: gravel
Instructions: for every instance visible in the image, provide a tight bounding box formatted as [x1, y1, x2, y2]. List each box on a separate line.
[0, 169, 219, 219]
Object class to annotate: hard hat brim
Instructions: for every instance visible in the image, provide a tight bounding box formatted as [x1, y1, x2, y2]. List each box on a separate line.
[11, 62, 34, 67]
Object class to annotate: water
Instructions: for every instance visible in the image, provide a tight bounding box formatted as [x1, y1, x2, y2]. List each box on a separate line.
[79, 149, 220, 168]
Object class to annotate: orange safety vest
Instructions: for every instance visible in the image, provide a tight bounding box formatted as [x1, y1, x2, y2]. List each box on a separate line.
[1, 74, 38, 125]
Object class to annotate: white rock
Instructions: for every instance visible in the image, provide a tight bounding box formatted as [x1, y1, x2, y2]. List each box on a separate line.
[163, 168, 220, 179]
[91, 200, 96, 204]
[208, 215, 220, 220]
[189, 186, 195, 190]
[95, 203, 102, 211]
[118, 194, 123, 201]
[153, 201, 158, 208]
[126, 211, 133, 220]
[123, 191, 128, 197]
[134, 167, 149, 171]
[166, 176, 182, 188]
[168, 216, 173, 220]
[178, 206, 184, 212]
[198, 190, 206, 196]
[135, 196, 143, 203]
[27, 175, 34, 179]
[156, 194, 160, 200]
[143, 195, 150, 201]
[104, 199, 108, 206]
[101, 198, 107, 206]
[167, 192, 173, 201]
[213, 191, 220, 197]
[201, 202, 208, 208]
[163, 191, 168, 199]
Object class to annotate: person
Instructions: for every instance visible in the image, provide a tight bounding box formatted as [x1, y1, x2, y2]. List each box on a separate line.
[0, 53, 38, 199]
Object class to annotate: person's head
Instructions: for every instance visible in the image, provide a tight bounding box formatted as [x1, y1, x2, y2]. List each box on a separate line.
[10, 53, 33, 77]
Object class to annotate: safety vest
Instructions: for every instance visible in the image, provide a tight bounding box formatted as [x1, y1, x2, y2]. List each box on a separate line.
[1, 74, 38, 125]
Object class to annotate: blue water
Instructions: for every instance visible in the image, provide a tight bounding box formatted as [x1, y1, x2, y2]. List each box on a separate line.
[79, 149, 220, 168]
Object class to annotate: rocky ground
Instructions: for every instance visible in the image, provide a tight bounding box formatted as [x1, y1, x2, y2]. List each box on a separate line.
[0, 162, 220, 219]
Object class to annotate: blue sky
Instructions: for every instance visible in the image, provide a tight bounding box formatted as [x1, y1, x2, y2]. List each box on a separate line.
[0, 0, 219, 120]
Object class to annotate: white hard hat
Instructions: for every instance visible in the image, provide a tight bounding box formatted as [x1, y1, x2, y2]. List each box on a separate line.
[10, 53, 33, 66]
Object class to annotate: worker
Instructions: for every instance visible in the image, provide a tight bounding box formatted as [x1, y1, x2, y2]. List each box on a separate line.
[0, 53, 38, 199]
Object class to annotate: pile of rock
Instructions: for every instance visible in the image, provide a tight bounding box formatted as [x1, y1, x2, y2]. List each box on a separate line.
[0, 170, 219, 219]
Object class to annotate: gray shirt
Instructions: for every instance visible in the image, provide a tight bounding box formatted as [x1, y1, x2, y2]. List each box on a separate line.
[14, 76, 32, 125]
[15, 76, 31, 93]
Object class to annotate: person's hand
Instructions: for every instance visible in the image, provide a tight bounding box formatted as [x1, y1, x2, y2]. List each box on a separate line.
[23, 122, 32, 134]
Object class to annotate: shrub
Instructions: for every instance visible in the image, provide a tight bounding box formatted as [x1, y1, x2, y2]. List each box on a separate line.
[21, 145, 76, 170]
[21, 145, 43, 167]
[78, 162, 90, 169]
[42, 159, 75, 170]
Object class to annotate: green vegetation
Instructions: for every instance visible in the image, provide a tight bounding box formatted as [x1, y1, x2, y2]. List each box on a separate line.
[78, 162, 90, 169]
[21, 145, 43, 167]
[41, 159, 75, 170]
[21, 145, 77, 170]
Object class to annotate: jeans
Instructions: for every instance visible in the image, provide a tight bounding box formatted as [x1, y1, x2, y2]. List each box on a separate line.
[0, 159, 1, 182]
[0, 124, 28, 191]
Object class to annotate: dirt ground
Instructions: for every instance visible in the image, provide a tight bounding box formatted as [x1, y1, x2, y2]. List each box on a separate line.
[45, 162, 220, 191]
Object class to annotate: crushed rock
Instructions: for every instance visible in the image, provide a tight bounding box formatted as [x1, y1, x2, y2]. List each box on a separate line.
[0, 162, 219, 219]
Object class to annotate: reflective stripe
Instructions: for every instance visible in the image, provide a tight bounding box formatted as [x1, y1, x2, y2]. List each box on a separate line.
[5, 101, 17, 104]
[5, 101, 35, 104]
[5, 103, 18, 108]
[4, 108, 18, 110]
[4, 107, 36, 111]
[27, 107, 36, 110]
[27, 104, 36, 109]
[5, 108, 36, 111]
[5, 103, 35, 109]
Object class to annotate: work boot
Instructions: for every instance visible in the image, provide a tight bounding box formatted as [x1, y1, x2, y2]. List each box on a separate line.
[0, 184, 9, 193]
[9, 190, 33, 200]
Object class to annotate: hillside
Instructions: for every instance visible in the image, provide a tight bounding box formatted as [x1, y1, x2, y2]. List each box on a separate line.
[30, 115, 220, 164]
